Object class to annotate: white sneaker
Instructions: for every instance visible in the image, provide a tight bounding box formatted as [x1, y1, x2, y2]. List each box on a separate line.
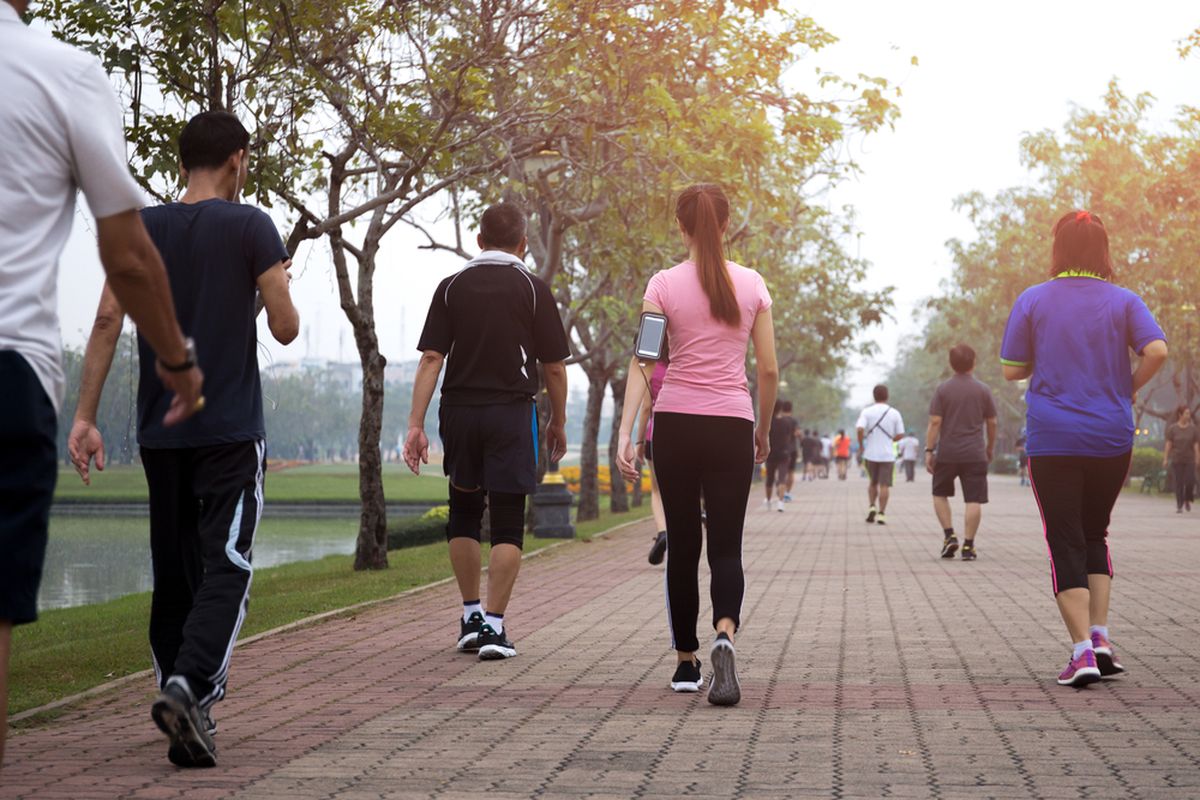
[774, 499, 785, 512]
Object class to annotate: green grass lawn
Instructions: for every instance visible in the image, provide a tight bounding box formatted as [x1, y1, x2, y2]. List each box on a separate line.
[11, 503, 652, 720]
[54, 463, 449, 504]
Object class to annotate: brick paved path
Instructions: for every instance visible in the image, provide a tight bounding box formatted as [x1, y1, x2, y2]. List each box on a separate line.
[4, 474, 1199, 799]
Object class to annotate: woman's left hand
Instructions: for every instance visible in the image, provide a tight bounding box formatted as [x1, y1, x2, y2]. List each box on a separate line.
[754, 425, 770, 464]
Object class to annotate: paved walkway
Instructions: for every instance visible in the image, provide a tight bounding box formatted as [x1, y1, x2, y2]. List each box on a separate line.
[4, 474, 1199, 799]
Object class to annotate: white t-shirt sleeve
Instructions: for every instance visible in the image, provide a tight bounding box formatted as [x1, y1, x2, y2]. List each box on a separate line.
[855, 409, 867, 430]
[64, 60, 146, 219]
[890, 411, 905, 438]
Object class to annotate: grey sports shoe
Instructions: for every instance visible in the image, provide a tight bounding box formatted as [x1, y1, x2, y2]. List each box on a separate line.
[707, 633, 741, 706]
[152, 676, 217, 768]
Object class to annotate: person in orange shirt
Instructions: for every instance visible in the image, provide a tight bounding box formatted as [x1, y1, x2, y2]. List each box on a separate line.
[833, 429, 852, 480]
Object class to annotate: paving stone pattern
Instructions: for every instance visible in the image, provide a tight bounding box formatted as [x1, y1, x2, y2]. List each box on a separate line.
[4, 475, 1199, 799]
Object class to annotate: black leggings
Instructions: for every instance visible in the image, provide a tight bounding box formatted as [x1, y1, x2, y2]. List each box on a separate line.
[1171, 461, 1196, 509]
[652, 412, 754, 653]
[1027, 452, 1129, 594]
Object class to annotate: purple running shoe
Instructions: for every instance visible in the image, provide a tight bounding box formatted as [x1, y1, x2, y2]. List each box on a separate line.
[1091, 631, 1125, 677]
[1057, 649, 1102, 687]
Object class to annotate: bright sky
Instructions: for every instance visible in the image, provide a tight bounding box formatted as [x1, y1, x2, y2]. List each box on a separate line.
[52, 1, 1199, 405]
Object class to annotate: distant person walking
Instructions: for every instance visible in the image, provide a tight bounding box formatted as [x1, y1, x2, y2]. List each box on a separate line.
[404, 203, 570, 662]
[0, 0, 202, 768]
[637, 358, 670, 562]
[800, 429, 822, 481]
[899, 431, 921, 482]
[857, 385, 905, 524]
[69, 111, 298, 768]
[1163, 406, 1199, 513]
[617, 183, 778, 707]
[763, 400, 796, 511]
[1002, 210, 1167, 687]
[833, 429, 852, 480]
[925, 344, 997, 561]
[1016, 433, 1030, 487]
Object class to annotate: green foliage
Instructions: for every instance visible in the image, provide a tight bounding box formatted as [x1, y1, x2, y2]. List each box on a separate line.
[1130, 446, 1164, 478]
[387, 505, 450, 549]
[892, 80, 1200, 448]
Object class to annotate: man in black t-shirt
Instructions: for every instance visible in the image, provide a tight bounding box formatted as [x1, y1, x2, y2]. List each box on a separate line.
[404, 203, 569, 662]
[763, 400, 796, 511]
[68, 112, 298, 768]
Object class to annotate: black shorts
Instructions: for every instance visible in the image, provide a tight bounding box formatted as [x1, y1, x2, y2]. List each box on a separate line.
[0, 351, 58, 626]
[765, 454, 789, 486]
[932, 460, 989, 503]
[1018, 453, 1029, 468]
[439, 401, 538, 494]
[864, 460, 894, 487]
[787, 451, 797, 471]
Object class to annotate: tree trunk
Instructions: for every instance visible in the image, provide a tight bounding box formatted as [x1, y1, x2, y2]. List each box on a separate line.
[353, 341, 389, 570]
[577, 367, 607, 521]
[608, 374, 629, 513]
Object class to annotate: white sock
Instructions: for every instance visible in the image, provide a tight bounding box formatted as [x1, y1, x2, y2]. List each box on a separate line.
[1089, 625, 1109, 640]
[1072, 639, 1094, 660]
[484, 612, 504, 633]
[462, 601, 482, 623]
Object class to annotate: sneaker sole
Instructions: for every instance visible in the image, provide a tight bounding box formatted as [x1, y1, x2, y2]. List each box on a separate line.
[670, 678, 703, 692]
[151, 695, 217, 768]
[1057, 666, 1102, 687]
[479, 644, 517, 660]
[1094, 649, 1125, 676]
[457, 633, 480, 652]
[708, 641, 741, 706]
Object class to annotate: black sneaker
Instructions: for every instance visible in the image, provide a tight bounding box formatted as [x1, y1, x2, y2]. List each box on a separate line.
[961, 542, 977, 561]
[708, 633, 741, 706]
[670, 658, 703, 692]
[152, 677, 217, 768]
[458, 611, 485, 652]
[648, 530, 668, 565]
[941, 536, 959, 559]
[865, 507, 877, 523]
[477, 624, 517, 660]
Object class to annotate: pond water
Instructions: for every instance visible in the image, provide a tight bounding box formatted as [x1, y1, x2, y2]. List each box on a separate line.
[38, 511, 417, 611]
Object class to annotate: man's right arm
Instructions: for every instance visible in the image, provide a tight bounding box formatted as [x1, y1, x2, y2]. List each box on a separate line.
[925, 416, 942, 473]
[95, 210, 202, 424]
[67, 283, 124, 484]
[402, 350, 445, 475]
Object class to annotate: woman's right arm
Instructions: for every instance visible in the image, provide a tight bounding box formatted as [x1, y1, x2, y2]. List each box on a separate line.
[750, 307, 779, 464]
[1132, 339, 1168, 395]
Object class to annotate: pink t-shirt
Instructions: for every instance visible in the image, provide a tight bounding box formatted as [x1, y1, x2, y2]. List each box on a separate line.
[644, 260, 772, 422]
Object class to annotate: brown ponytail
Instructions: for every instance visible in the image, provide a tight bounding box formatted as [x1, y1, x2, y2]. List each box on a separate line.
[676, 183, 739, 326]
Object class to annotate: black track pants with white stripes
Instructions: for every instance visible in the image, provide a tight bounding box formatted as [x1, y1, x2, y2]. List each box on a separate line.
[142, 440, 264, 709]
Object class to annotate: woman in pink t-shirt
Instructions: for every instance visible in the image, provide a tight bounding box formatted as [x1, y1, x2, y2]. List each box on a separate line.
[617, 183, 779, 706]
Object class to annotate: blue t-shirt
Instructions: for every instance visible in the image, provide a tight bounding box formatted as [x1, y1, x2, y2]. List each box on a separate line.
[1000, 276, 1165, 457]
[136, 200, 288, 448]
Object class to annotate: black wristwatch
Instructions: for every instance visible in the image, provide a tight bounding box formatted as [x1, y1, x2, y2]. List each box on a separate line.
[160, 337, 197, 372]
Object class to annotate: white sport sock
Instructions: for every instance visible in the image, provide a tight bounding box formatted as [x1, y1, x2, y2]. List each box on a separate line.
[484, 612, 504, 633]
[462, 601, 482, 623]
[1072, 639, 1094, 660]
[1089, 624, 1109, 640]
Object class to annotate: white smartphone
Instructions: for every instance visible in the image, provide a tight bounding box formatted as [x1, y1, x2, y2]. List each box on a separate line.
[634, 312, 668, 360]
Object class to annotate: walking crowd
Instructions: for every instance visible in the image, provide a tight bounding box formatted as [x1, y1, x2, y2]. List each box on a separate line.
[0, 0, 1187, 777]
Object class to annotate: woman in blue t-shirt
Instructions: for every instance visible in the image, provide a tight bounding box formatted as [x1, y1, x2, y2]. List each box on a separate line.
[1001, 210, 1168, 688]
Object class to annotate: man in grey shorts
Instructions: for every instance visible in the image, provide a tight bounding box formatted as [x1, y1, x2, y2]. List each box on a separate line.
[925, 344, 997, 560]
[856, 385, 905, 525]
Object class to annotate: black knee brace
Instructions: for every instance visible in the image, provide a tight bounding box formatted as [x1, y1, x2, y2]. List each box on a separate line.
[447, 485, 486, 542]
[487, 491, 526, 550]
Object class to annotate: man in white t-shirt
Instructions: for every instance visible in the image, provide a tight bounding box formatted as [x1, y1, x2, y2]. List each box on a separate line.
[855, 384, 905, 525]
[0, 0, 202, 767]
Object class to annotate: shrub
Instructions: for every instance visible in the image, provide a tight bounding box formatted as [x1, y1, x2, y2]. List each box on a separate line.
[1129, 446, 1163, 479]
[558, 465, 651, 494]
[387, 505, 449, 550]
